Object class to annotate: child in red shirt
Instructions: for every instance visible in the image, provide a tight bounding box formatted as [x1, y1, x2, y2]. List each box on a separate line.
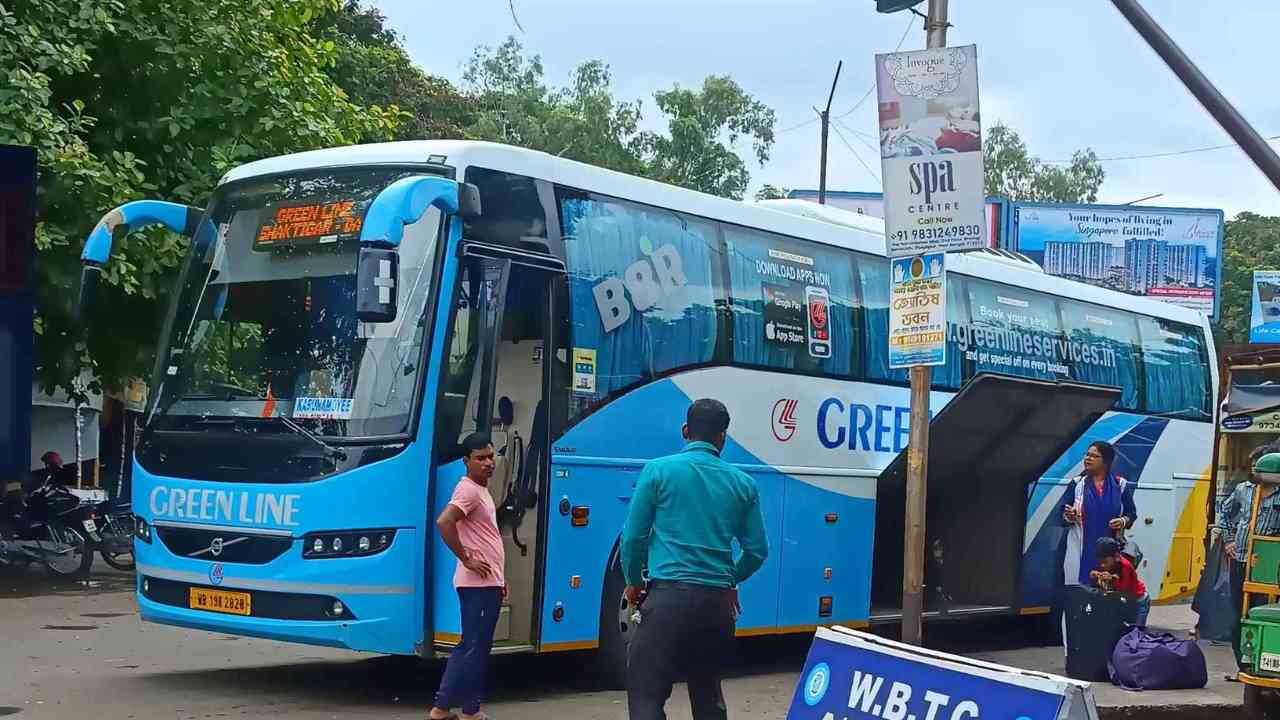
[1091, 537, 1150, 626]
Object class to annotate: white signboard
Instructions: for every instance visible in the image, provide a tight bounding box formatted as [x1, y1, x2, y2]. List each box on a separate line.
[877, 45, 986, 257]
[889, 253, 946, 368]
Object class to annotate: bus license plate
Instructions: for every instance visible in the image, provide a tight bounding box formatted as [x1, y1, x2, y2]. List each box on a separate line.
[189, 588, 251, 616]
[1261, 653, 1280, 673]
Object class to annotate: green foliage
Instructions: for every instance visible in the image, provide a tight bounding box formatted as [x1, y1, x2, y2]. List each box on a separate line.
[321, 0, 473, 140]
[1217, 212, 1280, 344]
[6, 16, 775, 395]
[463, 38, 647, 176]
[754, 184, 791, 201]
[644, 76, 776, 199]
[463, 38, 776, 199]
[984, 122, 1105, 203]
[0, 0, 403, 396]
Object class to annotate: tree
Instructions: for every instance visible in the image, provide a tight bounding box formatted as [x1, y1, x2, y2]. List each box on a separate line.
[754, 184, 791, 201]
[984, 122, 1105, 203]
[463, 38, 647, 176]
[321, 1, 474, 140]
[1217, 212, 1280, 344]
[643, 76, 776, 200]
[0, 0, 403, 396]
[463, 38, 777, 199]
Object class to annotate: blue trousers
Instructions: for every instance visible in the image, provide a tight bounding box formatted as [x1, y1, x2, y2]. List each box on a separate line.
[434, 587, 502, 714]
[1134, 594, 1151, 627]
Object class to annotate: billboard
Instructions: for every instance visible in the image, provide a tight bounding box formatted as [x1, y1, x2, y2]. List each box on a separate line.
[787, 190, 1004, 248]
[1013, 203, 1224, 319]
[876, 44, 987, 257]
[1251, 270, 1280, 343]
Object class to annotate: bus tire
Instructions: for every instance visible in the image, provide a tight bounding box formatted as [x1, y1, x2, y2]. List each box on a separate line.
[596, 558, 631, 690]
[1245, 683, 1280, 720]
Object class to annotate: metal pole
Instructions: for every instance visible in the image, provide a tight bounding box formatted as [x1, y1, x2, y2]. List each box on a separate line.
[819, 114, 830, 204]
[902, 0, 947, 649]
[1111, 0, 1280, 193]
[817, 61, 843, 205]
[926, 0, 949, 48]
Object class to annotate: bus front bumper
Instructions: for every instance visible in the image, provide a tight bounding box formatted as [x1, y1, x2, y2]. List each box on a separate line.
[133, 528, 421, 655]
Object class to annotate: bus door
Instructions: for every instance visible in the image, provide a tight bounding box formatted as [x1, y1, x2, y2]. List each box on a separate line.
[430, 242, 565, 652]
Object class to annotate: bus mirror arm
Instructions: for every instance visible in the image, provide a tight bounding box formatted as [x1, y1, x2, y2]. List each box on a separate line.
[75, 264, 102, 323]
[77, 200, 207, 321]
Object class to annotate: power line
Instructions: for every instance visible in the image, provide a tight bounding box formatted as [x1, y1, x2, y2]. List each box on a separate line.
[834, 117, 882, 156]
[777, 115, 821, 135]
[834, 15, 915, 121]
[1045, 134, 1280, 164]
[830, 121, 882, 186]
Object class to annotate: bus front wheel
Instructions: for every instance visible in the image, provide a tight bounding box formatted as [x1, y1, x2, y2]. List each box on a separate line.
[597, 558, 632, 690]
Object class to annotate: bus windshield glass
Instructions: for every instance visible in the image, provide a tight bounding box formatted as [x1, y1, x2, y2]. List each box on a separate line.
[150, 167, 442, 439]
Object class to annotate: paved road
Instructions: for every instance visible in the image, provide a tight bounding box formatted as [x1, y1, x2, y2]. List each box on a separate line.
[0, 566, 1243, 719]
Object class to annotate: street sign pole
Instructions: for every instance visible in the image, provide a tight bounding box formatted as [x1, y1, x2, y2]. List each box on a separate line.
[902, 0, 948, 648]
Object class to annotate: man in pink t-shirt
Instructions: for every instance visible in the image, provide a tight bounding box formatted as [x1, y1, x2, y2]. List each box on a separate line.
[429, 433, 506, 720]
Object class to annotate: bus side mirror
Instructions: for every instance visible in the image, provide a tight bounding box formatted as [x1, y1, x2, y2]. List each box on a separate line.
[458, 182, 482, 219]
[356, 247, 399, 323]
[76, 264, 102, 322]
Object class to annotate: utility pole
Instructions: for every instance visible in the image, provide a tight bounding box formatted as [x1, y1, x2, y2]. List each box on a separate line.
[901, 0, 948, 649]
[816, 61, 843, 205]
[1110, 0, 1280, 555]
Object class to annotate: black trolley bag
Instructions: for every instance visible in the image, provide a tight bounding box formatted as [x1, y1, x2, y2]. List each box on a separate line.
[1064, 585, 1137, 681]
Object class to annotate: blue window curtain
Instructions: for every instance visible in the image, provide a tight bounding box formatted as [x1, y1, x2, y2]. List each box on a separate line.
[724, 225, 856, 377]
[1059, 300, 1142, 410]
[933, 274, 969, 390]
[560, 195, 722, 418]
[963, 279, 1065, 382]
[1137, 317, 1210, 419]
[858, 257, 909, 385]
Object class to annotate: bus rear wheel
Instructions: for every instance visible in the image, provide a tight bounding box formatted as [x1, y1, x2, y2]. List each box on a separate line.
[1246, 683, 1280, 720]
[597, 559, 632, 690]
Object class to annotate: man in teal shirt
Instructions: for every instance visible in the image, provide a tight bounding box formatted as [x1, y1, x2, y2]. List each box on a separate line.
[621, 398, 769, 720]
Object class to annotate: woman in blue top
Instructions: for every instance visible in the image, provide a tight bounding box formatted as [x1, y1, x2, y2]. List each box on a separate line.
[1062, 440, 1138, 588]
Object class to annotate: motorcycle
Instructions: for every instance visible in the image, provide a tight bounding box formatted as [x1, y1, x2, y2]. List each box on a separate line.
[92, 497, 135, 571]
[0, 477, 95, 582]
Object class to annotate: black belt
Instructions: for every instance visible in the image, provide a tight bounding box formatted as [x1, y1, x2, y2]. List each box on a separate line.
[648, 579, 731, 594]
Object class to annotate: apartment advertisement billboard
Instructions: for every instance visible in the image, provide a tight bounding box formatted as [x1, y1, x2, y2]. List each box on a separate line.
[1013, 203, 1224, 319]
[876, 44, 987, 257]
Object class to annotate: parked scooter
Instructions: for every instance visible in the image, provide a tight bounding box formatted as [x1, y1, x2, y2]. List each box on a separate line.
[92, 496, 135, 571]
[0, 457, 95, 582]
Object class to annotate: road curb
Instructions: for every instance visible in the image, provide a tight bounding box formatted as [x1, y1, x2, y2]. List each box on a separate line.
[1098, 702, 1240, 720]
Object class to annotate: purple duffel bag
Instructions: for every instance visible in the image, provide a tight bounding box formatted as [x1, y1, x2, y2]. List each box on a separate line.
[1108, 627, 1208, 690]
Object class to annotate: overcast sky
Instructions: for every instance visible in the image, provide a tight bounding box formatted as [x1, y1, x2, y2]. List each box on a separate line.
[372, 0, 1280, 219]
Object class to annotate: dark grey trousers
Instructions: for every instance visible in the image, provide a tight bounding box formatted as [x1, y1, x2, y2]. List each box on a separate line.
[626, 581, 735, 720]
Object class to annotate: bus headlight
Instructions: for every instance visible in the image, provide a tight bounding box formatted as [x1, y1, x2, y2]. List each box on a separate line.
[134, 517, 152, 543]
[302, 529, 395, 559]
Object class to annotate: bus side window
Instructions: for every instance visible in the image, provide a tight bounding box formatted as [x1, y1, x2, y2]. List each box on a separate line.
[464, 167, 551, 251]
[722, 224, 857, 379]
[1060, 300, 1143, 411]
[1137, 316, 1211, 420]
[557, 190, 723, 423]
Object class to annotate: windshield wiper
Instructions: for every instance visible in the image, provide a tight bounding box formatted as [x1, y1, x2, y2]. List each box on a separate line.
[272, 415, 348, 462]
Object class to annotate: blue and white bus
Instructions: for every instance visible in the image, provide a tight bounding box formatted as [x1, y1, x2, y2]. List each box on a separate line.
[80, 141, 1215, 679]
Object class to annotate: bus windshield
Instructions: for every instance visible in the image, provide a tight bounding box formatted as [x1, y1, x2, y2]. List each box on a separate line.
[150, 167, 443, 439]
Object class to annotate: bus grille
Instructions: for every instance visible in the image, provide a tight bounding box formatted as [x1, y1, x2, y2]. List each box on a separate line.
[155, 526, 293, 564]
